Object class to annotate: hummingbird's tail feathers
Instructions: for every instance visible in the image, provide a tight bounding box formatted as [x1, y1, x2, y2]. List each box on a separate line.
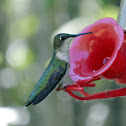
[24, 88, 52, 107]
[25, 83, 56, 107]
[25, 69, 67, 107]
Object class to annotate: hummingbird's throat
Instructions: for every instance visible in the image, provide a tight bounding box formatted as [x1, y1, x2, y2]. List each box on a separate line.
[56, 38, 73, 63]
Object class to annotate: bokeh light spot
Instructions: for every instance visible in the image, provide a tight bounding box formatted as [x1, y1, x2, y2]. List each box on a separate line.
[6, 40, 28, 67]
[0, 107, 30, 126]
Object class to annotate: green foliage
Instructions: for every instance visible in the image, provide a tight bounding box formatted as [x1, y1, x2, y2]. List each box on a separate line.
[99, 5, 119, 19]
[19, 14, 38, 38]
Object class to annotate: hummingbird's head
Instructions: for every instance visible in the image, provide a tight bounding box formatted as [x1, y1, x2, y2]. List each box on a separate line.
[53, 33, 72, 50]
[53, 32, 92, 63]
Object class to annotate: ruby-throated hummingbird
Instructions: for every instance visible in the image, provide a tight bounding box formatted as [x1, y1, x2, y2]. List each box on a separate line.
[25, 32, 92, 107]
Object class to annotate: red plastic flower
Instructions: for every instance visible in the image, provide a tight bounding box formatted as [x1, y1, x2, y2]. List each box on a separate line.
[69, 17, 126, 84]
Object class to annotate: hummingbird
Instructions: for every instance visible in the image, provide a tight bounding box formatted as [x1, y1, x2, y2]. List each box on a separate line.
[25, 32, 92, 107]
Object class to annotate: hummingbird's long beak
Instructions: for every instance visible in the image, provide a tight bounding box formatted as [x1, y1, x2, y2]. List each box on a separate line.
[68, 32, 93, 38]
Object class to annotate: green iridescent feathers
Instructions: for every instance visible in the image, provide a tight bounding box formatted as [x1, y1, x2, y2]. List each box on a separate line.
[25, 52, 67, 106]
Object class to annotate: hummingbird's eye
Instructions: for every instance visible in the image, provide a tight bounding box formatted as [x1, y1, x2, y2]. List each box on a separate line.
[59, 36, 67, 41]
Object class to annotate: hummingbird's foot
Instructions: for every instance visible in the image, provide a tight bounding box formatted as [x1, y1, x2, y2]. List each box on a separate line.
[57, 84, 84, 92]
[63, 85, 70, 92]
[56, 88, 61, 91]
[56, 84, 70, 91]
[56, 85, 64, 91]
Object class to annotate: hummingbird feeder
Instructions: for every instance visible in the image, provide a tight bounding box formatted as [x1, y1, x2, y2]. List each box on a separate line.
[60, 18, 126, 100]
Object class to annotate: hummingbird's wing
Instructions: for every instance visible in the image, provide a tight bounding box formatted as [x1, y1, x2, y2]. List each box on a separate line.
[25, 70, 65, 106]
[25, 56, 67, 107]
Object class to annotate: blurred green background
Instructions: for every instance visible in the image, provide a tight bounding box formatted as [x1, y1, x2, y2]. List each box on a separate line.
[1, 0, 126, 126]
